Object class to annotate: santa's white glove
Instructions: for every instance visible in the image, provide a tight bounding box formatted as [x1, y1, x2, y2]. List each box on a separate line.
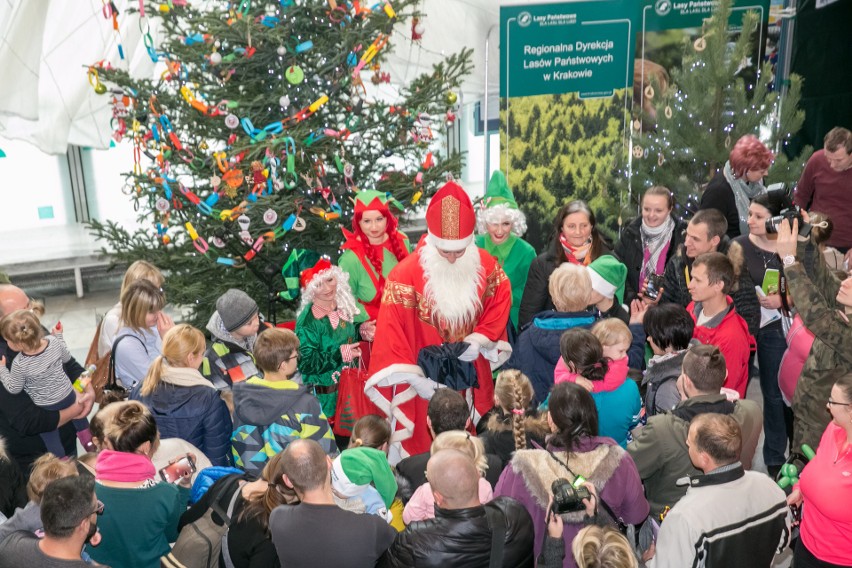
[458, 341, 481, 362]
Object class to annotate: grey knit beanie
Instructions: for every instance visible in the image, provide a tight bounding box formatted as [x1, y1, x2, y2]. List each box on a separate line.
[216, 289, 259, 332]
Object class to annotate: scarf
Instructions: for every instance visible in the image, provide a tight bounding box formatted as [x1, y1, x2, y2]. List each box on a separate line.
[311, 302, 353, 330]
[640, 215, 676, 284]
[161, 364, 217, 389]
[95, 449, 156, 483]
[210, 313, 257, 351]
[723, 161, 765, 236]
[559, 234, 592, 266]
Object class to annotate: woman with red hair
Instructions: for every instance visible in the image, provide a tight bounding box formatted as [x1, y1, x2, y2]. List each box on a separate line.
[699, 134, 775, 239]
[338, 191, 410, 321]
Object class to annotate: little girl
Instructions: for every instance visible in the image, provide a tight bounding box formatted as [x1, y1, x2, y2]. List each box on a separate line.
[553, 327, 641, 448]
[554, 318, 642, 393]
[0, 310, 93, 456]
[402, 431, 494, 524]
[478, 370, 548, 470]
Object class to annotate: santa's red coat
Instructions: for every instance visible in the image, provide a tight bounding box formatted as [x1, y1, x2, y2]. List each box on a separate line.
[365, 247, 513, 462]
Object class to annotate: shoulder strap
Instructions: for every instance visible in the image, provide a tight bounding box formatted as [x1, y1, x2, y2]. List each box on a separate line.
[217, 477, 245, 568]
[108, 334, 145, 390]
[485, 505, 507, 568]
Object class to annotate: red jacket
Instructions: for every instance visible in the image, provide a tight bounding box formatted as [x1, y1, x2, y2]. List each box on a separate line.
[687, 297, 755, 398]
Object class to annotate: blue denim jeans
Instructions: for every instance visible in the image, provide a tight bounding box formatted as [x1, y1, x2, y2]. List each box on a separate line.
[758, 325, 793, 467]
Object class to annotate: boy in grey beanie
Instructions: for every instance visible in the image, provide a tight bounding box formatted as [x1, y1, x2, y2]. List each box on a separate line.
[203, 289, 261, 389]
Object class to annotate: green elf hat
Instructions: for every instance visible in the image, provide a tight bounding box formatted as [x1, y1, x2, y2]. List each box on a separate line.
[587, 255, 628, 306]
[354, 190, 405, 214]
[330, 447, 398, 508]
[480, 170, 518, 209]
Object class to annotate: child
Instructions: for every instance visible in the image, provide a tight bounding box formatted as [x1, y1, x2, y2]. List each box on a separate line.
[0, 454, 78, 543]
[231, 328, 336, 476]
[478, 370, 548, 470]
[642, 303, 696, 417]
[0, 310, 93, 456]
[554, 328, 641, 448]
[348, 415, 408, 531]
[554, 318, 644, 393]
[402, 431, 494, 524]
[204, 289, 263, 390]
[331, 446, 397, 524]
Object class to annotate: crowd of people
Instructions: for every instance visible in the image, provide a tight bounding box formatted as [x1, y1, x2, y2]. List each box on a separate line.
[0, 127, 850, 567]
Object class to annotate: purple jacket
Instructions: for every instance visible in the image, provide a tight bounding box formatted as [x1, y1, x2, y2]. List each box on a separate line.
[494, 437, 649, 567]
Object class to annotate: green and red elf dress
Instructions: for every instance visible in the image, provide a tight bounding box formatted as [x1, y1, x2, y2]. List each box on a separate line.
[338, 190, 410, 322]
[474, 171, 536, 330]
[295, 260, 368, 421]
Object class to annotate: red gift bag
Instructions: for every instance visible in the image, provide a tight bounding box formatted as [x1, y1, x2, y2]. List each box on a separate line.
[333, 358, 380, 437]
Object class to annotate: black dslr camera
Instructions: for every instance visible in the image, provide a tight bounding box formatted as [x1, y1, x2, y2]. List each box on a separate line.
[764, 183, 812, 237]
[551, 477, 592, 514]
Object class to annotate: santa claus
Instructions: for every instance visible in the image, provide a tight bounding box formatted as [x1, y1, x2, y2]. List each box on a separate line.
[365, 181, 513, 463]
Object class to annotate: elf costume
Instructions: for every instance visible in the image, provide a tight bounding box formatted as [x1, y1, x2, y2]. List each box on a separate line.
[365, 182, 513, 463]
[295, 260, 367, 420]
[338, 191, 411, 321]
[474, 171, 536, 329]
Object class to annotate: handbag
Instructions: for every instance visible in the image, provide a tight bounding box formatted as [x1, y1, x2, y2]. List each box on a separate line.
[84, 321, 112, 404]
[333, 355, 380, 437]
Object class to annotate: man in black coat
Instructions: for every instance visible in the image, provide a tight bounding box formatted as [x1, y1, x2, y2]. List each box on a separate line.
[0, 284, 94, 478]
[381, 450, 534, 568]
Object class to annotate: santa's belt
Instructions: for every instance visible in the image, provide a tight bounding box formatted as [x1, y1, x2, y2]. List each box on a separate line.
[313, 384, 339, 395]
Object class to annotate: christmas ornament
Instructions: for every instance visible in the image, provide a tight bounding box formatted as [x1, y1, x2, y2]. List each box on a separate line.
[725, 134, 732, 148]
[211, 236, 226, 248]
[664, 105, 673, 119]
[210, 52, 222, 65]
[277, 45, 287, 56]
[694, 37, 706, 51]
[411, 17, 424, 41]
[658, 153, 665, 166]
[632, 145, 644, 158]
[263, 209, 278, 224]
[225, 114, 240, 128]
[632, 119, 641, 132]
[279, 95, 290, 108]
[285, 65, 305, 84]
[155, 197, 170, 212]
[292, 216, 307, 231]
[445, 90, 458, 105]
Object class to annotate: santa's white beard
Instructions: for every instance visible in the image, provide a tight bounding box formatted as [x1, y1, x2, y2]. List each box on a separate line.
[419, 242, 483, 332]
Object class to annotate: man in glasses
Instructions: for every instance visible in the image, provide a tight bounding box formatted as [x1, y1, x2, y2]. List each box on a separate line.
[0, 285, 95, 479]
[0, 475, 107, 566]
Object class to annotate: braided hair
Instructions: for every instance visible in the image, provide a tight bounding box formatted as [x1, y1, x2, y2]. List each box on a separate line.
[491, 370, 535, 452]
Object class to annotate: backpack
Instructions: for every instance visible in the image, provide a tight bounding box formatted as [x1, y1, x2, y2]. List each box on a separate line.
[161, 474, 243, 568]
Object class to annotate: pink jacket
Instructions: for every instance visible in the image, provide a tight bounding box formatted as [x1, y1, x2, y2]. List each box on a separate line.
[402, 477, 493, 524]
[553, 356, 628, 392]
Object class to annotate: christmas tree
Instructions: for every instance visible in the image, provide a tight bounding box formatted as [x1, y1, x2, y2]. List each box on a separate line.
[623, 0, 811, 216]
[87, 0, 471, 326]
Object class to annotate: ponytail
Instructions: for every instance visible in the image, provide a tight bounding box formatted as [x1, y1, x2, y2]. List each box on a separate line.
[140, 356, 167, 396]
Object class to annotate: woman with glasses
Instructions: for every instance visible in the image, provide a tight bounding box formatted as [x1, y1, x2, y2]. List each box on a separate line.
[177, 452, 292, 568]
[776, 214, 852, 453]
[85, 400, 191, 568]
[786, 374, 852, 568]
[231, 328, 337, 477]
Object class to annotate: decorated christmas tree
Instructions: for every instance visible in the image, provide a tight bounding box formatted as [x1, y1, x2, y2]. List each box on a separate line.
[88, 0, 471, 326]
[623, 0, 811, 216]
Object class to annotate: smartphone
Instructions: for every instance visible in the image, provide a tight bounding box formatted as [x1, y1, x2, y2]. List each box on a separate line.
[645, 274, 663, 301]
[158, 454, 196, 483]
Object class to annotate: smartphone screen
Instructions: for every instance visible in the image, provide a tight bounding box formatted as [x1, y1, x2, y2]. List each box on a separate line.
[159, 454, 197, 483]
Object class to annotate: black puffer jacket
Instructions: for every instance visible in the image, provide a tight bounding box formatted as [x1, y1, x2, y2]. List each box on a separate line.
[613, 215, 686, 303]
[380, 497, 535, 568]
[660, 237, 730, 307]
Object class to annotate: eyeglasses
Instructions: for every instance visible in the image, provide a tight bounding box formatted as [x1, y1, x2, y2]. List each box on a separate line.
[827, 399, 852, 407]
[288, 351, 301, 361]
[92, 500, 105, 516]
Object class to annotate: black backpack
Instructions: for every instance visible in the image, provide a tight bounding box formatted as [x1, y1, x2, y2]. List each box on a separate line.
[161, 475, 243, 568]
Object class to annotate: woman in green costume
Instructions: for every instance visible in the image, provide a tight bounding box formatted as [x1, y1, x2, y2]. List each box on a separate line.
[295, 259, 372, 428]
[475, 171, 537, 330]
[338, 190, 410, 322]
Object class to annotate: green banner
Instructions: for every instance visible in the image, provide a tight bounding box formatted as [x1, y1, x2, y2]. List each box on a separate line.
[641, 0, 770, 31]
[500, 0, 639, 99]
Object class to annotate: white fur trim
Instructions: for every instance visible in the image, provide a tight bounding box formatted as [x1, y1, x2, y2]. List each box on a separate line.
[489, 340, 513, 370]
[365, 365, 443, 464]
[462, 333, 512, 368]
[425, 232, 474, 252]
[587, 267, 616, 299]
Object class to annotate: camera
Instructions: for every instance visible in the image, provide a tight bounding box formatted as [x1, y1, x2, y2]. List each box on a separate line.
[551, 477, 592, 514]
[764, 183, 812, 237]
[644, 274, 663, 301]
